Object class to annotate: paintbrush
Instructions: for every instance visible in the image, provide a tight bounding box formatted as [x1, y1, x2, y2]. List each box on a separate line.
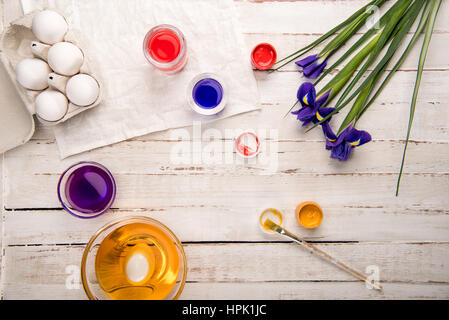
[263, 218, 383, 291]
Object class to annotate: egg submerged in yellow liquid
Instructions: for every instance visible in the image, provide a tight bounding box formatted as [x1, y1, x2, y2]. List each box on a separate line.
[94, 222, 180, 300]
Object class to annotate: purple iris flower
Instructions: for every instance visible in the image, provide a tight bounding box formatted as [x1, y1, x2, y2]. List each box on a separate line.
[295, 54, 329, 79]
[291, 82, 333, 126]
[313, 107, 335, 125]
[322, 123, 372, 161]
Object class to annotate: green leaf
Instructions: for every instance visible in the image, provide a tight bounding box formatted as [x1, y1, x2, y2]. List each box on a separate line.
[286, 31, 380, 117]
[338, 77, 376, 135]
[283, 100, 299, 119]
[318, 33, 380, 99]
[314, 0, 407, 86]
[335, 0, 425, 111]
[356, 1, 433, 121]
[274, 0, 379, 65]
[332, 0, 414, 112]
[319, 11, 368, 56]
[271, 0, 386, 72]
[396, 0, 442, 196]
[319, 0, 386, 56]
[307, 0, 425, 133]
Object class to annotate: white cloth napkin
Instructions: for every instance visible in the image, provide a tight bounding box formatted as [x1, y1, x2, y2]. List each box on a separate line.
[41, 0, 259, 158]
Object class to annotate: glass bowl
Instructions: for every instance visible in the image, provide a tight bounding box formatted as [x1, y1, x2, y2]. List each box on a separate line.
[81, 216, 187, 300]
[57, 161, 116, 219]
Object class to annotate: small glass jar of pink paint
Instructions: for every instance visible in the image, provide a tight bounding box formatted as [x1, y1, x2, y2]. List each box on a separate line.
[235, 131, 261, 158]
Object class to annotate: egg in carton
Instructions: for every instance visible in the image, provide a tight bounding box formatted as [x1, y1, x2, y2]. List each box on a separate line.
[0, 9, 103, 126]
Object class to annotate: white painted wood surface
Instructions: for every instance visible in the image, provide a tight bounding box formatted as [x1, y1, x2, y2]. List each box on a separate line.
[1, 0, 449, 300]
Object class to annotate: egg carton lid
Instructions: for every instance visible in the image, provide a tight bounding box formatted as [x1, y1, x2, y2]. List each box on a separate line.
[0, 57, 35, 154]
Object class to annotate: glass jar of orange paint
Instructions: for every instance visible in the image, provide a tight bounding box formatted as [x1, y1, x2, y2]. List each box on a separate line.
[295, 202, 323, 229]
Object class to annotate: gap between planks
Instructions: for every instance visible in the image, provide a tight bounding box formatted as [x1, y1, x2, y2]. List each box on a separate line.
[5, 240, 449, 247]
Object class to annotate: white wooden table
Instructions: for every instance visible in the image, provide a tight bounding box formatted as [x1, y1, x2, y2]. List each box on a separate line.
[1, 0, 449, 300]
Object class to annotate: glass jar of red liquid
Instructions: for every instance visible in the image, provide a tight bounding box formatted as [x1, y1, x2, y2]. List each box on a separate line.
[143, 24, 187, 74]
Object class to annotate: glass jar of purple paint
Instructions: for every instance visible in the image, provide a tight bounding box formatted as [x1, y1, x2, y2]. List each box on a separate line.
[187, 73, 227, 115]
[58, 161, 116, 219]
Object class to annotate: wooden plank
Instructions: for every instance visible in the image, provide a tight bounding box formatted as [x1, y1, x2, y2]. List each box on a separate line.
[3, 281, 449, 300]
[4, 206, 449, 244]
[4, 167, 449, 211]
[4, 152, 449, 209]
[2, 242, 449, 299]
[243, 33, 449, 72]
[182, 282, 449, 300]
[4, 243, 449, 283]
[5, 139, 449, 176]
[253, 71, 449, 134]
[30, 69, 449, 142]
[235, 0, 449, 34]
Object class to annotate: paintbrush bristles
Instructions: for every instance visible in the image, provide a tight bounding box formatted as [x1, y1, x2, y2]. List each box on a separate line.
[262, 218, 282, 233]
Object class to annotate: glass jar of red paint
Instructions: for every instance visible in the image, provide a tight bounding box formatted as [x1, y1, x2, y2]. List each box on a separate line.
[58, 161, 116, 219]
[143, 24, 187, 74]
[251, 43, 277, 71]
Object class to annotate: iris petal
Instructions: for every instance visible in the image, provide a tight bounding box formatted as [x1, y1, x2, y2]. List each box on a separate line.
[297, 82, 316, 108]
[303, 60, 327, 79]
[346, 127, 372, 146]
[323, 124, 371, 161]
[316, 90, 332, 108]
[348, 139, 361, 146]
[294, 84, 334, 127]
[322, 122, 337, 149]
[292, 106, 316, 124]
[316, 107, 335, 120]
[331, 143, 353, 161]
[295, 55, 318, 68]
[303, 94, 309, 106]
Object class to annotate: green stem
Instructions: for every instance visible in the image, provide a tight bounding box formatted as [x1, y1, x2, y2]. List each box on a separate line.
[317, 33, 380, 104]
[357, 1, 433, 121]
[307, 0, 424, 133]
[396, 0, 442, 196]
[332, 0, 414, 111]
[272, 0, 386, 71]
[283, 100, 299, 119]
[314, 0, 406, 86]
[338, 77, 375, 135]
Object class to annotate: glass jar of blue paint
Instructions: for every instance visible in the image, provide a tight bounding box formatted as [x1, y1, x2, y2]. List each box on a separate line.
[187, 73, 227, 115]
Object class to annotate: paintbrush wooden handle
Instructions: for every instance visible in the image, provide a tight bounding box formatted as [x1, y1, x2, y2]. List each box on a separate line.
[280, 228, 383, 291]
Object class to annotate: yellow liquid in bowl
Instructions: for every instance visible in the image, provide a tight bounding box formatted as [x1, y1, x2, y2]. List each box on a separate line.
[95, 222, 180, 300]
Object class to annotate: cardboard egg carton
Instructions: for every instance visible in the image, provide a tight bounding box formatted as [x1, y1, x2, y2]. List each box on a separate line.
[0, 9, 103, 126]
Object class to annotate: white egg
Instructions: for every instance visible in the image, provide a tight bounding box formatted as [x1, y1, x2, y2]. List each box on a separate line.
[35, 89, 68, 122]
[32, 10, 68, 45]
[15, 58, 51, 90]
[47, 42, 84, 76]
[66, 74, 100, 106]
